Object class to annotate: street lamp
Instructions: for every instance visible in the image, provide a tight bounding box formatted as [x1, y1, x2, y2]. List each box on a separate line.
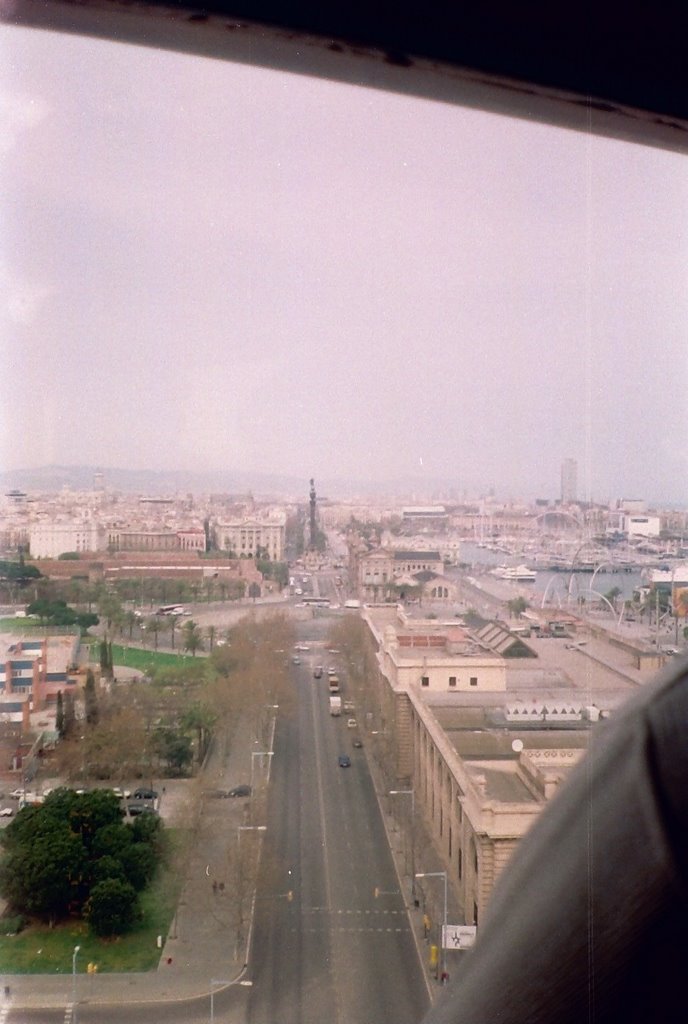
[389, 789, 416, 899]
[210, 978, 231, 1023]
[72, 945, 80, 1021]
[237, 824, 267, 848]
[251, 750, 274, 791]
[415, 871, 447, 983]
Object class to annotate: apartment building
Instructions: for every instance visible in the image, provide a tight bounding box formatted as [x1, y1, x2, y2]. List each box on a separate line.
[213, 515, 286, 561]
[0, 634, 80, 715]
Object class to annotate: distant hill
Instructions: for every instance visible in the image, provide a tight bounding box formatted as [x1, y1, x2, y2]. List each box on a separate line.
[0, 465, 307, 497]
[0, 465, 459, 502]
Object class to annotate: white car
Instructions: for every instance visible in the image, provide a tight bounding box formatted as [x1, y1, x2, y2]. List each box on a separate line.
[347, 718, 357, 729]
[0, 807, 14, 817]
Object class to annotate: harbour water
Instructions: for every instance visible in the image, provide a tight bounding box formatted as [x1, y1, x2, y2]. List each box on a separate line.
[458, 541, 647, 607]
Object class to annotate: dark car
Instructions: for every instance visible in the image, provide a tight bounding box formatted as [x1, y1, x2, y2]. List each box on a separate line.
[126, 801, 156, 816]
[313, 666, 323, 679]
[133, 788, 158, 801]
[338, 755, 351, 768]
[228, 784, 251, 797]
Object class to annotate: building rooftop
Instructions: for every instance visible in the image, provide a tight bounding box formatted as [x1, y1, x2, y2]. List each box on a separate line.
[464, 763, 540, 804]
[393, 550, 442, 561]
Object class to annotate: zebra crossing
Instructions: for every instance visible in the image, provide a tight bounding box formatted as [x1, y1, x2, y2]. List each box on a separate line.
[295, 906, 411, 934]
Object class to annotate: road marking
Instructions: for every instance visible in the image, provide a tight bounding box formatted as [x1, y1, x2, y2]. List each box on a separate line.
[64, 1004, 74, 1023]
[306, 906, 405, 915]
[294, 926, 411, 935]
[307, 673, 334, 908]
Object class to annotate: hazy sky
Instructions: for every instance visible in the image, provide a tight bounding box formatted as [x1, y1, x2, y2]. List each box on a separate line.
[2, 22, 687, 502]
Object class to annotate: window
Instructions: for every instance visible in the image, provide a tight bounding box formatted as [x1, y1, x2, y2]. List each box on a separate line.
[449, 675, 457, 687]
[421, 676, 429, 687]
[470, 676, 478, 687]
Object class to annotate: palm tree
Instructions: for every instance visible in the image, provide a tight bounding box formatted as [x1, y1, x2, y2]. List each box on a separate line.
[123, 610, 138, 640]
[145, 616, 162, 650]
[205, 624, 217, 652]
[182, 620, 204, 657]
[166, 613, 181, 650]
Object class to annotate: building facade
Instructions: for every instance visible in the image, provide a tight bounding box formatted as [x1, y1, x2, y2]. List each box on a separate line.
[362, 605, 588, 928]
[213, 516, 286, 561]
[29, 520, 104, 558]
[0, 634, 80, 715]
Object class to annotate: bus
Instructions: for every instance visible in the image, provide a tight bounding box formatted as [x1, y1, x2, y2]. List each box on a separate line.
[302, 597, 330, 607]
[157, 604, 187, 616]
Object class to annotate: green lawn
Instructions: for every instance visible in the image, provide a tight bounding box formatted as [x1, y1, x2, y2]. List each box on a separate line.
[109, 644, 199, 672]
[0, 617, 45, 631]
[0, 834, 185, 974]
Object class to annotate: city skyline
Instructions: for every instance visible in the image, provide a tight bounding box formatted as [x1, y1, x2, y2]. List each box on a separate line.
[2, 24, 687, 503]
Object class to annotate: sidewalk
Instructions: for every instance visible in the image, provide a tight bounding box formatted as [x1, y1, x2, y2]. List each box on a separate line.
[365, 749, 464, 1001]
[2, 719, 260, 1010]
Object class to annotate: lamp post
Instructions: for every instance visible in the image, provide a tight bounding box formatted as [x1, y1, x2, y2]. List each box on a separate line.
[210, 978, 231, 1023]
[389, 789, 416, 898]
[415, 871, 447, 983]
[72, 945, 80, 1022]
[251, 751, 274, 791]
[237, 824, 267, 848]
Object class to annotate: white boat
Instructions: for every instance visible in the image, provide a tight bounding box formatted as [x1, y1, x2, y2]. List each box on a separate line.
[491, 564, 537, 582]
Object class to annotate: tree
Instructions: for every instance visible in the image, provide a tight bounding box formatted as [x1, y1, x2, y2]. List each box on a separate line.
[145, 616, 162, 651]
[182, 703, 216, 764]
[27, 598, 85, 627]
[76, 611, 99, 631]
[164, 613, 181, 650]
[0, 810, 86, 923]
[92, 854, 127, 885]
[507, 596, 529, 619]
[85, 877, 137, 936]
[56, 690, 65, 739]
[84, 669, 99, 727]
[154, 726, 193, 775]
[63, 690, 77, 738]
[0, 789, 163, 928]
[119, 842, 156, 890]
[99, 638, 113, 678]
[182, 620, 204, 657]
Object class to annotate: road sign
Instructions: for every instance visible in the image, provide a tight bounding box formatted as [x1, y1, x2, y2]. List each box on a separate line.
[442, 924, 477, 949]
